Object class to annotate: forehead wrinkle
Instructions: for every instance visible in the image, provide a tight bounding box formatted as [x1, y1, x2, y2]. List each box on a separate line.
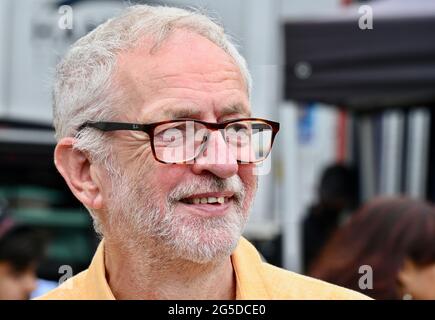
[150, 69, 243, 85]
[147, 73, 245, 98]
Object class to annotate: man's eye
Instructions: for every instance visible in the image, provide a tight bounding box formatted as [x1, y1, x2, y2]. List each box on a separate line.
[165, 132, 184, 142]
[154, 128, 185, 147]
[227, 123, 250, 135]
[155, 123, 186, 135]
[233, 124, 248, 131]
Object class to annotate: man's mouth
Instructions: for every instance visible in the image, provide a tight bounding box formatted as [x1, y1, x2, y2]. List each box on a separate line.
[177, 192, 235, 216]
[180, 196, 232, 205]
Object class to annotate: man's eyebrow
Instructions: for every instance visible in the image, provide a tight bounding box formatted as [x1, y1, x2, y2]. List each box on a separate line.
[163, 107, 202, 119]
[160, 104, 250, 121]
[220, 104, 251, 118]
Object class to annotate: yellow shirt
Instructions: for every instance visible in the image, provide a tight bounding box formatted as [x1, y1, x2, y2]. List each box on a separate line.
[36, 237, 370, 300]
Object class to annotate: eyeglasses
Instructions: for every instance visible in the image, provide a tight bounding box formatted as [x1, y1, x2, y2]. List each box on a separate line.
[78, 118, 280, 164]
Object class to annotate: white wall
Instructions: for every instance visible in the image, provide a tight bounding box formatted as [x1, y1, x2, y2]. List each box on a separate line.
[6, 0, 125, 124]
[279, 0, 341, 19]
[0, 0, 13, 117]
[8, 0, 54, 123]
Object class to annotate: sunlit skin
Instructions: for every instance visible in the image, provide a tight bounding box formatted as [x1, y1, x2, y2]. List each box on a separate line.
[54, 30, 258, 299]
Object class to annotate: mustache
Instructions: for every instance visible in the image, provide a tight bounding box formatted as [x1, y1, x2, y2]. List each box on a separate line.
[168, 175, 245, 203]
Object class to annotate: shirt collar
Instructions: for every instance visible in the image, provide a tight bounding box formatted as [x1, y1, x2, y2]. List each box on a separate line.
[84, 239, 115, 300]
[85, 236, 269, 300]
[232, 237, 271, 299]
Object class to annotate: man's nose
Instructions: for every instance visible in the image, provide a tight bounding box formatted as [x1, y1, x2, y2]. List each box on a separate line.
[191, 130, 238, 178]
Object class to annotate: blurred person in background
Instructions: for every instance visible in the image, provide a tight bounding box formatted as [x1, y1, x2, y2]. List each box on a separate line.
[0, 214, 46, 300]
[309, 197, 435, 300]
[302, 163, 359, 272]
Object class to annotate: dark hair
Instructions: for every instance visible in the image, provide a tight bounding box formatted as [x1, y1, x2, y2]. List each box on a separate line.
[318, 164, 359, 209]
[309, 197, 435, 299]
[0, 225, 46, 271]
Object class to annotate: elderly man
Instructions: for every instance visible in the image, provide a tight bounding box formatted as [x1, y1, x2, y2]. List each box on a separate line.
[39, 5, 368, 300]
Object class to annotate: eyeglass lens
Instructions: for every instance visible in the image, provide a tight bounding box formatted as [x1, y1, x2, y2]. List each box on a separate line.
[152, 120, 273, 164]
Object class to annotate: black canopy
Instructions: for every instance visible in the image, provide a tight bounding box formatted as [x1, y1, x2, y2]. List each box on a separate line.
[283, 0, 435, 110]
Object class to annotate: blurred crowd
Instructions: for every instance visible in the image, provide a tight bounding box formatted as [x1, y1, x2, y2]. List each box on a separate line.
[303, 164, 435, 300]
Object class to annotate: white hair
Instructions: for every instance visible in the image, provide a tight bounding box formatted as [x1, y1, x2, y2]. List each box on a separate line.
[53, 4, 252, 163]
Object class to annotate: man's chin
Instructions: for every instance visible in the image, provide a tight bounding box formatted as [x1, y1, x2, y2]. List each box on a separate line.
[159, 221, 243, 264]
[173, 236, 240, 264]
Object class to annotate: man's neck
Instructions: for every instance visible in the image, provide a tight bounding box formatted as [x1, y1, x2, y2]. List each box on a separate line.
[104, 238, 236, 300]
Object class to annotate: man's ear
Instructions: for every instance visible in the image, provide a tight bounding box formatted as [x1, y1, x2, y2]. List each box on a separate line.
[54, 137, 104, 210]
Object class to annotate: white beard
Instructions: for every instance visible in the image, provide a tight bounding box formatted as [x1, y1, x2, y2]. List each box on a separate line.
[105, 163, 252, 264]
